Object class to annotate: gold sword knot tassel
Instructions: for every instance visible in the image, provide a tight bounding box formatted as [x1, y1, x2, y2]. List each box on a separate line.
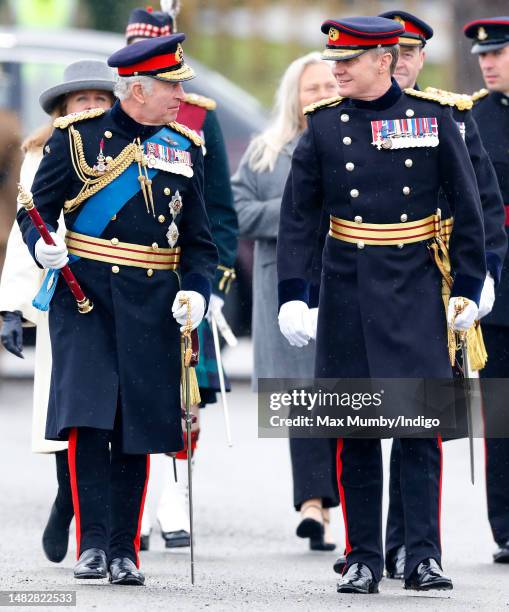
[179, 296, 193, 366]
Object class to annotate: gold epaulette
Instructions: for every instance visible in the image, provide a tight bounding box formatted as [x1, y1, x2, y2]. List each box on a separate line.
[471, 88, 489, 103]
[53, 107, 106, 129]
[405, 87, 473, 111]
[184, 92, 217, 111]
[168, 121, 203, 147]
[304, 96, 344, 115]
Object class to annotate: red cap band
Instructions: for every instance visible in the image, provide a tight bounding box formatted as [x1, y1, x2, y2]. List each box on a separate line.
[328, 30, 400, 47]
[117, 52, 180, 75]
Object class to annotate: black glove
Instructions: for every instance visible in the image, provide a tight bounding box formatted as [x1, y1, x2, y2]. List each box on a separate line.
[1, 311, 24, 358]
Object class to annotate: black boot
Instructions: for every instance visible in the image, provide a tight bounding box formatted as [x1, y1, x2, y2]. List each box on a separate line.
[42, 451, 74, 563]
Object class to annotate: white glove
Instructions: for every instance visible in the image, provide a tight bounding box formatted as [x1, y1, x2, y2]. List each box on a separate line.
[278, 300, 313, 347]
[447, 296, 479, 331]
[172, 290, 206, 331]
[478, 273, 495, 319]
[35, 233, 68, 269]
[309, 307, 319, 341]
[205, 293, 224, 323]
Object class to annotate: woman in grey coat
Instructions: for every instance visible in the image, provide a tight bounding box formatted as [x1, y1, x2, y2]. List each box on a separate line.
[232, 52, 339, 550]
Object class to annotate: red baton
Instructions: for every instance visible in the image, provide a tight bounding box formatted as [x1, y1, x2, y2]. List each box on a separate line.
[17, 185, 93, 314]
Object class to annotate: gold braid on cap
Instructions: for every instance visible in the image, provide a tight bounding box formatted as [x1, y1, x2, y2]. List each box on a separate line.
[405, 87, 473, 111]
[304, 96, 345, 116]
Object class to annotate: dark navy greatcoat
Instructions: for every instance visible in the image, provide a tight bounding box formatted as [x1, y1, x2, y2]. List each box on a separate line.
[473, 91, 509, 327]
[17, 101, 218, 454]
[277, 80, 486, 379]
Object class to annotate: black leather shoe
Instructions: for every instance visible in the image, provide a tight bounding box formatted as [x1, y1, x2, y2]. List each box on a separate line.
[385, 545, 406, 579]
[109, 557, 145, 586]
[404, 558, 453, 591]
[333, 554, 346, 574]
[337, 563, 379, 594]
[163, 529, 190, 548]
[42, 502, 72, 563]
[74, 548, 108, 579]
[493, 541, 509, 563]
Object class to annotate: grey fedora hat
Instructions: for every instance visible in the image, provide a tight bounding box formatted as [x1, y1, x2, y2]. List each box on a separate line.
[39, 59, 116, 114]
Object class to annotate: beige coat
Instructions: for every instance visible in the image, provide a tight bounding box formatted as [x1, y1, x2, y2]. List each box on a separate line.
[0, 144, 66, 453]
[0, 110, 22, 275]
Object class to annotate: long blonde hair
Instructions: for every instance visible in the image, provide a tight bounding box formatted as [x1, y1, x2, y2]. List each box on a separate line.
[247, 51, 325, 173]
[21, 100, 68, 154]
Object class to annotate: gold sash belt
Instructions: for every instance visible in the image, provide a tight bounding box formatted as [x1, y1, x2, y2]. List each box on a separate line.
[65, 230, 180, 270]
[329, 213, 452, 246]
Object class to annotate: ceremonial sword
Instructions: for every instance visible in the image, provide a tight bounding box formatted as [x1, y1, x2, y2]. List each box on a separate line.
[179, 296, 196, 585]
[454, 298, 475, 485]
[210, 316, 233, 447]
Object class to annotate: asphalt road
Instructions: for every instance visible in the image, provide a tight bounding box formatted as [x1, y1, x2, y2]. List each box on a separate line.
[0, 377, 508, 611]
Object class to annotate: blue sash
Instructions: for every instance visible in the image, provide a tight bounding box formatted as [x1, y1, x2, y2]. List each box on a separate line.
[33, 126, 191, 311]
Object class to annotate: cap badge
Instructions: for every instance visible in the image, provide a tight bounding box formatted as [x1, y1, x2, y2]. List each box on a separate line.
[394, 16, 406, 27]
[329, 27, 340, 42]
[175, 43, 184, 63]
[477, 27, 488, 41]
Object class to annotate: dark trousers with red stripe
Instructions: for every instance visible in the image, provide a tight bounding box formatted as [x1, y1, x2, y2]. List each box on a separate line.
[480, 325, 509, 546]
[68, 416, 150, 567]
[385, 439, 405, 558]
[337, 437, 442, 581]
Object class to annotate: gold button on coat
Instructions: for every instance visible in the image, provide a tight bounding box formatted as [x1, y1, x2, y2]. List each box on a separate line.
[112, 265, 119, 274]
[402, 186, 411, 195]
[357, 241, 365, 249]
[397, 243, 404, 249]
[345, 162, 355, 171]
[164, 187, 171, 196]
[343, 136, 352, 145]
[400, 213, 408, 222]
[111, 237, 119, 245]
[158, 215, 166, 223]
[340, 113, 350, 122]
[406, 109, 415, 117]
[354, 215, 363, 224]
[111, 214, 117, 221]
[104, 130, 112, 138]
[350, 189, 359, 198]
[152, 242, 159, 250]
[147, 269, 154, 277]
[405, 159, 413, 168]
